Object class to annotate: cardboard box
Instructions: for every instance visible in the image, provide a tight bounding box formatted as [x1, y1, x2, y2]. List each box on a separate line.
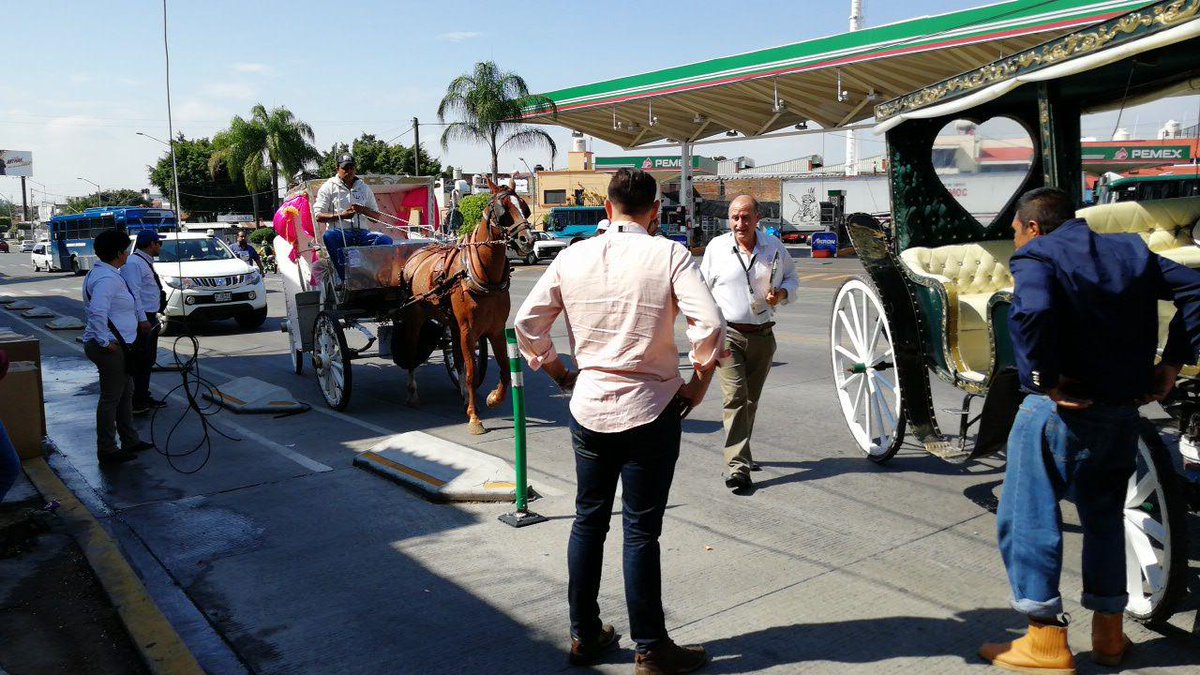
[0, 332, 44, 435]
[0, 361, 46, 459]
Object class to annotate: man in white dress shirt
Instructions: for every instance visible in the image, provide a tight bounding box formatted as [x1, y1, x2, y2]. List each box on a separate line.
[701, 195, 799, 492]
[120, 229, 167, 414]
[83, 230, 155, 465]
[314, 154, 393, 279]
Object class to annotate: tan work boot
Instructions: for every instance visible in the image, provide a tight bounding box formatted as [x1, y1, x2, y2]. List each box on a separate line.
[568, 624, 618, 666]
[1090, 612, 1132, 666]
[979, 620, 1076, 674]
[634, 640, 708, 675]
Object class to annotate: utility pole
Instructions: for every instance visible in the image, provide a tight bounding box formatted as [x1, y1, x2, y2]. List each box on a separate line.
[20, 177, 28, 222]
[845, 0, 864, 176]
[412, 117, 420, 176]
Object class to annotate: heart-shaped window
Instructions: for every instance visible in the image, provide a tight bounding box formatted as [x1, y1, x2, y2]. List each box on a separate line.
[931, 117, 1035, 230]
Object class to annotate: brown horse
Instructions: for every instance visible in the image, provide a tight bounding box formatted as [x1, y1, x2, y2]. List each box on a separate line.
[399, 178, 534, 434]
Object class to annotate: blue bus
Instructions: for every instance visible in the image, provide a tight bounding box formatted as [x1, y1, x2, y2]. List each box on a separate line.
[547, 206, 606, 244]
[47, 206, 178, 274]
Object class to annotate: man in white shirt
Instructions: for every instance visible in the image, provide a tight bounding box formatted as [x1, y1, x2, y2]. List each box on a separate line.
[83, 229, 155, 465]
[700, 195, 799, 492]
[314, 154, 393, 279]
[120, 229, 167, 414]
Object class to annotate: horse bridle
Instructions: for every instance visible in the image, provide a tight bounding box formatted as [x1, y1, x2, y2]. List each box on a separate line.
[460, 190, 533, 295]
[483, 190, 533, 250]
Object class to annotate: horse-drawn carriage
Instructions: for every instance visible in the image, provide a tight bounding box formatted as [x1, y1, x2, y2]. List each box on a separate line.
[830, 0, 1200, 623]
[275, 175, 535, 432]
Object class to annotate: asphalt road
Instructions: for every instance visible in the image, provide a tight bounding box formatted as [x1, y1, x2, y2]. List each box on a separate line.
[1, 249, 1197, 674]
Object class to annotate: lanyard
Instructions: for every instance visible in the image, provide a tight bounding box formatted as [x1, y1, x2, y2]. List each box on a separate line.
[733, 244, 757, 293]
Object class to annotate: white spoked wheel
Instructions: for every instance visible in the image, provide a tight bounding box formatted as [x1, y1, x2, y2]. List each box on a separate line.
[1123, 425, 1187, 623]
[312, 312, 352, 411]
[831, 277, 906, 462]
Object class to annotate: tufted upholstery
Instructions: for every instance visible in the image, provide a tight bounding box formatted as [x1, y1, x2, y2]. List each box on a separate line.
[1079, 197, 1200, 265]
[900, 240, 1015, 375]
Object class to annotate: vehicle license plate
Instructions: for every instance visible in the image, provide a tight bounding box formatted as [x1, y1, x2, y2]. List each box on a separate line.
[214, 292, 232, 303]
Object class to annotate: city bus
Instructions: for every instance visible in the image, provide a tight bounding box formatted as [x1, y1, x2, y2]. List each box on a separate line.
[46, 206, 178, 274]
[1095, 171, 1200, 204]
[546, 206, 606, 244]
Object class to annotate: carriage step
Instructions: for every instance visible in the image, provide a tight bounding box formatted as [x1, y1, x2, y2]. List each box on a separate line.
[940, 408, 971, 416]
[923, 438, 971, 463]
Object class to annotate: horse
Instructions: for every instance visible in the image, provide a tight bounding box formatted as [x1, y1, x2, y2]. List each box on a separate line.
[398, 178, 534, 434]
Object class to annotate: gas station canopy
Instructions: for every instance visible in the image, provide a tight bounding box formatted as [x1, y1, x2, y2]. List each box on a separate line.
[524, 0, 1156, 148]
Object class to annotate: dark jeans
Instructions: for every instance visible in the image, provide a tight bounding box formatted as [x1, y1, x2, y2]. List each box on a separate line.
[568, 405, 682, 652]
[84, 340, 142, 453]
[132, 312, 159, 405]
[997, 395, 1138, 619]
[0, 421, 19, 503]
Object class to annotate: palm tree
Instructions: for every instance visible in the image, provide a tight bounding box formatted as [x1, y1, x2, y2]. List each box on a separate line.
[210, 104, 319, 219]
[437, 61, 557, 180]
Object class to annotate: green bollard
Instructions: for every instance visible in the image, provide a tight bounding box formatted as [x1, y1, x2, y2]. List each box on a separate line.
[499, 327, 546, 528]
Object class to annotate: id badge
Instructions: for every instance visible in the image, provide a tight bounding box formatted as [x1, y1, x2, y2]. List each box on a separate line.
[751, 297, 769, 316]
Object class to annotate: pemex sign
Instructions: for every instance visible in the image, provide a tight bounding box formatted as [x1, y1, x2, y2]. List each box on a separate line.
[594, 155, 717, 174]
[1081, 144, 1193, 163]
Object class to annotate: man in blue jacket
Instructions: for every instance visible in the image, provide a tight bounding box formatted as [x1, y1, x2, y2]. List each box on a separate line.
[979, 187, 1200, 673]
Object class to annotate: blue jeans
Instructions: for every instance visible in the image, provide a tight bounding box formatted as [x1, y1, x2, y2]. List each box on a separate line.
[0, 421, 20, 503]
[568, 405, 682, 652]
[997, 394, 1137, 620]
[322, 228, 393, 278]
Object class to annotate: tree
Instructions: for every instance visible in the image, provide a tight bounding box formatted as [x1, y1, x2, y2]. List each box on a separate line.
[316, 134, 443, 178]
[437, 61, 558, 180]
[148, 134, 255, 219]
[210, 104, 319, 219]
[67, 189, 150, 213]
[454, 193, 492, 236]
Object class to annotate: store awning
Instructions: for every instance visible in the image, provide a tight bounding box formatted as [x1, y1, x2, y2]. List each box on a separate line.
[524, 0, 1156, 148]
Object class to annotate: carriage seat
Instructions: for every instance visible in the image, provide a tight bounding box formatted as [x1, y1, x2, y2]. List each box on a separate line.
[899, 240, 1015, 377]
[1078, 197, 1200, 268]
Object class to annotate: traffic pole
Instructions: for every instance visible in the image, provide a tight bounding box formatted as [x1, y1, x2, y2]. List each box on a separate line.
[499, 327, 547, 528]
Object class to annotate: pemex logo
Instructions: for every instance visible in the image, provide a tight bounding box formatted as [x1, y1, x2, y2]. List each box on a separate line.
[641, 158, 653, 169]
[1114, 147, 1129, 161]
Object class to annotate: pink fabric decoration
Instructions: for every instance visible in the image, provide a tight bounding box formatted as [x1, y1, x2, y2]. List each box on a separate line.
[273, 194, 316, 262]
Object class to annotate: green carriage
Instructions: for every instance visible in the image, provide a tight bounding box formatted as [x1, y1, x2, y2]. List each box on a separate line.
[830, 0, 1200, 623]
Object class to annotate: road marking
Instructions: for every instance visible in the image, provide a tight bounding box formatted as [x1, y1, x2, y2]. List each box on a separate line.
[0, 308, 334, 474]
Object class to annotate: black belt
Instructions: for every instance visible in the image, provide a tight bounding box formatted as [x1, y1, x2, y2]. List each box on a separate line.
[729, 322, 774, 334]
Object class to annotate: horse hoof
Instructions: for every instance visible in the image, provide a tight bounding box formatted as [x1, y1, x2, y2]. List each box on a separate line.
[486, 391, 505, 408]
[468, 420, 487, 435]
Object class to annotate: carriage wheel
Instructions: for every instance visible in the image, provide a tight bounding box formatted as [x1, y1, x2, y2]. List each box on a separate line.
[830, 277, 906, 462]
[312, 312, 352, 411]
[1123, 423, 1188, 623]
[440, 325, 463, 396]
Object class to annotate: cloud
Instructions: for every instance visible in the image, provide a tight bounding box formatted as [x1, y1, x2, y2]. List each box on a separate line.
[233, 63, 273, 75]
[437, 31, 482, 42]
[201, 82, 257, 101]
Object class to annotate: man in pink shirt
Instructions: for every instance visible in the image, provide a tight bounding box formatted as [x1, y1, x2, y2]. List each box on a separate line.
[516, 169, 725, 674]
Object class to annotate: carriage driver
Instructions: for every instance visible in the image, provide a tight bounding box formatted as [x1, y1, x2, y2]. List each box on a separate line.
[979, 187, 1200, 673]
[315, 153, 393, 279]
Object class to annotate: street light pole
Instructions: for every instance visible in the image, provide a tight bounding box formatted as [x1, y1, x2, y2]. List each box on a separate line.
[77, 177, 101, 208]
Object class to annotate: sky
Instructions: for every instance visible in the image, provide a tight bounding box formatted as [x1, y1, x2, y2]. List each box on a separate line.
[4, 0, 1198, 209]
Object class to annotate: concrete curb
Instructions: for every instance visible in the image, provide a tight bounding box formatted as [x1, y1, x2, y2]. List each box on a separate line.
[21, 457, 204, 675]
[354, 431, 522, 503]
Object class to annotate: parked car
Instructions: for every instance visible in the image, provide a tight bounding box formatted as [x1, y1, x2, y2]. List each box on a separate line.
[20, 240, 35, 253]
[154, 232, 268, 332]
[30, 243, 55, 271]
[0, 240, 9, 253]
[507, 231, 567, 265]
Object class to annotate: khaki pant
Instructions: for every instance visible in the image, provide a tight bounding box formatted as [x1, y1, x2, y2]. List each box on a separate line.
[717, 327, 777, 476]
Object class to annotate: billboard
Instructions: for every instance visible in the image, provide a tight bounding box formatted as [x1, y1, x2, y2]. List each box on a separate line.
[0, 150, 32, 176]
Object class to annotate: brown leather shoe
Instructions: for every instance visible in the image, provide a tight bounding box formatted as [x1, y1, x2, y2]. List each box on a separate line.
[569, 624, 618, 666]
[1090, 612, 1131, 666]
[634, 640, 708, 675]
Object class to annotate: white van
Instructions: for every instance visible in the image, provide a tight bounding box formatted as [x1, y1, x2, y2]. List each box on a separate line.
[30, 242, 55, 271]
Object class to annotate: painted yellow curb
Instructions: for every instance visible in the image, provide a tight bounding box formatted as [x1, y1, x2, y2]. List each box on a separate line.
[22, 457, 204, 675]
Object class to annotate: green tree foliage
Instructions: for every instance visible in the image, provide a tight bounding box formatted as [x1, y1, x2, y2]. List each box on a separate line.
[438, 61, 558, 180]
[148, 134, 255, 219]
[66, 189, 150, 213]
[316, 134, 442, 177]
[210, 104, 319, 215]
[455, 193, 492, 236]
[249, 227, 274, 246]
